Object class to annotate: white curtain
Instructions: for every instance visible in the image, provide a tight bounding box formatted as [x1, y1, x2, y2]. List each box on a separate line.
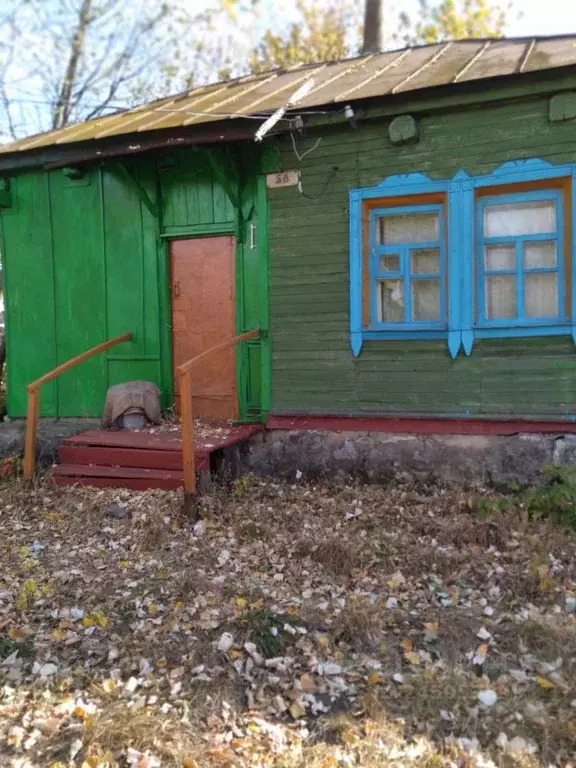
[484, 200, 556, 237]
[412, 279, 440, 321]
[525, 273, 558, 318]
[380, 212, 439, 244]
[483, 200, 558, 320]
[486, 275, 516, 319]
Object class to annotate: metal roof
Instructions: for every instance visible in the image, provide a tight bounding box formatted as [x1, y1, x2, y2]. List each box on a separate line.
[3, 35, 576, 156]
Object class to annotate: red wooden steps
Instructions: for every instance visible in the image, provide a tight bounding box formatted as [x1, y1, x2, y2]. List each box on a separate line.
[53, 464, 185, 490]
[58, 445, 206, 472]
[52, 424, 261, 490]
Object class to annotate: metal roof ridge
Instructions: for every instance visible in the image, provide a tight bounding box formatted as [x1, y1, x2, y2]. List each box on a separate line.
[518, 38, 537, 73]
[452, 40, 492, 83]
[235, 64, 328, 115]
[391, 41, 453, 94]
[336, 49, 411, 101]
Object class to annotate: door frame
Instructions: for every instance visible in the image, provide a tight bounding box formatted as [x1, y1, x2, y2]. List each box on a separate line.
[159, 223, 271, 421]
[158, 223, 235, 413]
[157, 175, 270, 422]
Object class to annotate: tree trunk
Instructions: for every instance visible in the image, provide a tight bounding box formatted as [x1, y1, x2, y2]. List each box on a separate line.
[53, 0, 92, 130]
[362, 0, 383, 55]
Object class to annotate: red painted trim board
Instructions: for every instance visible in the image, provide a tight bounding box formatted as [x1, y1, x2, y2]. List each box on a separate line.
[266, 415, 576, 436]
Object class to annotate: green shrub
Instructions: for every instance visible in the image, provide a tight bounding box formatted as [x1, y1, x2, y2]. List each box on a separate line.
[475, 464, 576, 530]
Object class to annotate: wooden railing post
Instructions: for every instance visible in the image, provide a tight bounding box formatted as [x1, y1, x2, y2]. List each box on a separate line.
[176, 328, 260, 503]
[23, 387, 40, 480]
[180, 368, 196, 497]
[22, 332, 132, 481]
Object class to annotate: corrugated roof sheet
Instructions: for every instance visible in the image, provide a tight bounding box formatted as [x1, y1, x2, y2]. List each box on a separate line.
[2, 35, 576, 155]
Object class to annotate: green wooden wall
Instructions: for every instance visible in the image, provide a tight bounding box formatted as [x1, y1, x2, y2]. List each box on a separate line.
[0, 148, 263, 419]
[267, 89, 576, 418]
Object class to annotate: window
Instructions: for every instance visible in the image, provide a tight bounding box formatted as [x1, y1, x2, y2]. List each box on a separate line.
[350, 159, 575, 358]
[370, 205, 446, 328]
[477, 190, 564, 326]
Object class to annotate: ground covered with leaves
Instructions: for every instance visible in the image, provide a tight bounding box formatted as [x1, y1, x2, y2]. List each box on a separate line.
[0, 476, 575, 768]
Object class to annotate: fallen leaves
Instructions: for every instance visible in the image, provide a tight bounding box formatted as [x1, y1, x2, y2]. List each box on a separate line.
[0, 476, 575, 768]
[478, 689, 498, 707]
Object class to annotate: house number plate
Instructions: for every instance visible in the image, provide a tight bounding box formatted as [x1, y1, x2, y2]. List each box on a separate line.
[266, 171, 300, 188]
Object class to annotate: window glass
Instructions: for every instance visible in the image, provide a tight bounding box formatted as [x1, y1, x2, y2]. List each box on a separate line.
[412, 280, 441, 321]
[379, 212, 439, 244]
[411, 248, 440, 274]
[485, 244, 515, 271]
[525, 273, 558, 318]
[479, 192, 562, 327]
[379, 254, 401, 272]
[372, 206, 445, 326]
[524, 241, 557, 268]
[486, 275, 516, 319]
[483, 200, 556, 237]
[378, 280, 404, 322]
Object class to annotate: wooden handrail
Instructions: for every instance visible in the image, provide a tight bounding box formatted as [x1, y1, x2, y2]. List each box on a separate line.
[179, 329, 260, 498]
[23, 332, 132, 479]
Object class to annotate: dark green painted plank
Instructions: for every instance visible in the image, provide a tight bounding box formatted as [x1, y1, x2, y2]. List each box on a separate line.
[0, 172, 57, 416]
[269, 88, 576, 417]
[108, 360, 161, 387]
[103, 168, 144, 355]
[138, 163, 162, 359]
[49, 169, 108, 417]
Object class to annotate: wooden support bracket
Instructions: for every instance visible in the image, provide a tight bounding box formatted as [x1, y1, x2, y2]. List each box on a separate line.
[115, 162, 159, 219]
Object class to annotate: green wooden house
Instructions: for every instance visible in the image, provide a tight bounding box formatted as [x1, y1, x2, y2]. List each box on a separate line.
[3, 36, 576, 486]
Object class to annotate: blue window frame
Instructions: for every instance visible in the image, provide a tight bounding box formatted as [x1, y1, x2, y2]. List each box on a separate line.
[369, 204, 447, 330]
[350, 159, 576, 359]
[476, 189, 565, 329]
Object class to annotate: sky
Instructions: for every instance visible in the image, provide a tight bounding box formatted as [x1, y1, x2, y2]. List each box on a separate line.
[464, 0, 576, 37]
[2, 0, 576, 144]
[378, 0, 576, 41]
[238, 0, 576, 46]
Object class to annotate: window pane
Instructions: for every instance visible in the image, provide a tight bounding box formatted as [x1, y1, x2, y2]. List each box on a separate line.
[379, 254, 400, 272]
[483, 200, 556, 237]
[412, 279, 440, 321]
[379, 212, 439, 244]
[486, 275, 516, 319]
[525, 273, 558, 318]
[485, 244, 515, 271]
[378, 280, 404, 322]
[411, 248, 440, 274]
[524, 241, 557, 268]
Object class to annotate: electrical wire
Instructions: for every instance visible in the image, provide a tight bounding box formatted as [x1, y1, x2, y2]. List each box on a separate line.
[290, 131, 322, 161]
[298, 166, 338, 200]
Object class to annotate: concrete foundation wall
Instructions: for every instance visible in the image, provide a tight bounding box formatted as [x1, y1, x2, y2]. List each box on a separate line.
[0, 419, 100, 466]
[240, 430, 576, 487]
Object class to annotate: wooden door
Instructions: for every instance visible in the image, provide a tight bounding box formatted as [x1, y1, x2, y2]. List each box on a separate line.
[170, 236, 238, 420]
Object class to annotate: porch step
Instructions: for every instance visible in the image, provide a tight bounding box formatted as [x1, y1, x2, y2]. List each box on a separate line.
[58, 445, 208, 472]
[52, 423, 261, 490]
[53, 464, 184, 491]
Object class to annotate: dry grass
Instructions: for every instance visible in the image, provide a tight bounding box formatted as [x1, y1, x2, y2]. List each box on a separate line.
[296, 536, 363, 576]
[331, 596, 385, 649]
[86, 704, 202, 765]
[0, 475, 575, 768]
[235, 518, 272, 543]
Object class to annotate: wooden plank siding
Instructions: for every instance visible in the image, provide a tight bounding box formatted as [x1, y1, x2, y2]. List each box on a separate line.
[267, 88, 576, 419]
[0, 151, 237, 417]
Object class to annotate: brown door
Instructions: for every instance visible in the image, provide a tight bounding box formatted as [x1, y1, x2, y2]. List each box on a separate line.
[170, 236, 238, 420]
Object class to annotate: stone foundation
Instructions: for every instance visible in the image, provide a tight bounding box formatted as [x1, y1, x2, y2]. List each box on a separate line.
[4, 420, 576, 487]
[238, 429, 576, 487]
[0, 419, 100, 466]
